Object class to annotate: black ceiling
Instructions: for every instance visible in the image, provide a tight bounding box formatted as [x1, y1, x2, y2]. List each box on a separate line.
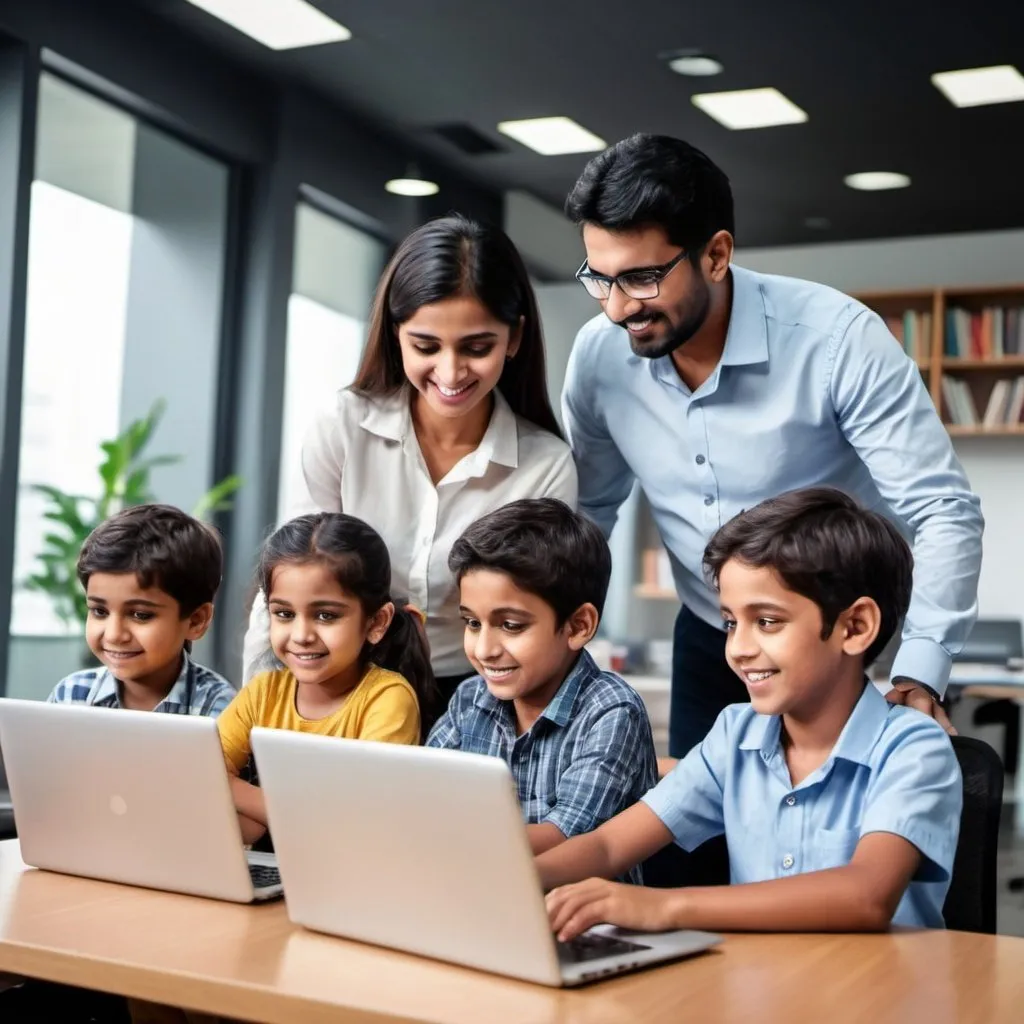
[132, 0, 1024, 250]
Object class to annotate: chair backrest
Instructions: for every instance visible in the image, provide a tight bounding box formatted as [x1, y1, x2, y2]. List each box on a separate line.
[942, 735, 1004, 933]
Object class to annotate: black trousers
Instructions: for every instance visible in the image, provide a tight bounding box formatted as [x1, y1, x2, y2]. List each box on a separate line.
[669, 606, 749, 758]
[423, 671, 474, 737]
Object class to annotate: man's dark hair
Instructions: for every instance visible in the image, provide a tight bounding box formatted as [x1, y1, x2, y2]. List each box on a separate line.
[77, 503, 223, 617]
[565, 133, 735, 262]
[449, 499, 611, 625]
[702, 488, 913, 666]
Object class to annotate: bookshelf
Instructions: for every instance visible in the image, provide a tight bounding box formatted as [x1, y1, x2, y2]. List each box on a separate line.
[856, 283, 1024, 436]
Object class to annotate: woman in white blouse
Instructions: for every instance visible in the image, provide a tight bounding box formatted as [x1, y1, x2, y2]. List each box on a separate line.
[243, 214, 577, 719]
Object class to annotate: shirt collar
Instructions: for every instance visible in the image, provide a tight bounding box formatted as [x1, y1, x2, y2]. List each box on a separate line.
[358, 387, 519, 473]
[358, 387, 409, 442]
[471, 649, 598, 730]
[454, 389, 519, 475]
[719, 265, 769, 367]
[738, 681, 890, 766]
[92, 652, 194, 709]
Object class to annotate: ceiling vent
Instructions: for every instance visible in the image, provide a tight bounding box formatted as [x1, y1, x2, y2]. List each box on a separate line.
[430, 123, 504, 155]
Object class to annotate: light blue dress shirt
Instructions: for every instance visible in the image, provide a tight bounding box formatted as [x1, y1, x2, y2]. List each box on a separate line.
[562, 264, 983, 696]
[642, 684, 962, 928]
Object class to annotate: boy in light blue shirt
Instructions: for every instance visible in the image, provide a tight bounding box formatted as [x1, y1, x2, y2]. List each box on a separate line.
[538, 487, 962, 935]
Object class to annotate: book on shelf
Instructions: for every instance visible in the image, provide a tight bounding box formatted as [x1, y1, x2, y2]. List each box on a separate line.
[883, 310, 931, 362]
[943, 374, 1024, 428]
[944, 305, 1024, 358]
[641, 548, 674, 592]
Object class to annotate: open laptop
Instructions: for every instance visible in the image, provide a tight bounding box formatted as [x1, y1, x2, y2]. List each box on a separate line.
[0, 698, 281, 903]
[251, 729, 720, 986]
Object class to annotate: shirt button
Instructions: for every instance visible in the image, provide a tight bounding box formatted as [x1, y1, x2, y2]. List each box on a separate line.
[782, 854, 795, 870]
[695, 454, 706, 465]
[703, 495, 714, 506]
[786, 796, 796, 806]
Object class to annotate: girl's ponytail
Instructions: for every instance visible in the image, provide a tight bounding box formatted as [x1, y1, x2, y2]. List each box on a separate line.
[370, 601, 438, 739]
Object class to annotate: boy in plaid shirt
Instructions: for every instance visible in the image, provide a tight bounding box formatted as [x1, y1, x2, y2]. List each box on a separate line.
[428, 499, 657, 881]
[47, 504, 235, 717]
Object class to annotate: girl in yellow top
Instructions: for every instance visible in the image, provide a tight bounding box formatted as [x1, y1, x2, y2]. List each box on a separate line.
[218, 512, 437, 841]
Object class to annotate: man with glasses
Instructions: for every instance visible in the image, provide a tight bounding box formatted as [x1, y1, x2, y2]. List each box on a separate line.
[561, 133, 982, 763]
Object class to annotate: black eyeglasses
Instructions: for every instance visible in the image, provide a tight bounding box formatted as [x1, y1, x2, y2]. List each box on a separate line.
[575, 249, 688, 300]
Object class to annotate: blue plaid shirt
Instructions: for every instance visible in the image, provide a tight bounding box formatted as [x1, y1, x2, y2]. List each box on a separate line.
[427, 650, 658, 883]
[47, 652, 236, 717]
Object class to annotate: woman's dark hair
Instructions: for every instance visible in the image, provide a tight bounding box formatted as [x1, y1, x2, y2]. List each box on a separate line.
[449, 498, 612, 626]
[565, 133, 735, 263]
[352, 214, 562, 438]
[258, 512, 438, 733]
[702, 487, 913, 667]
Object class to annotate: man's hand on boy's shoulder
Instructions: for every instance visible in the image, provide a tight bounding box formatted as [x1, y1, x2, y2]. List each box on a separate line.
[546, 878, 683, 942]
[886, 681, 956, 736]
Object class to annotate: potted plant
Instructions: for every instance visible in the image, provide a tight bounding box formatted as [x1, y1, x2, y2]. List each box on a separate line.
[24, 399, 242, 636]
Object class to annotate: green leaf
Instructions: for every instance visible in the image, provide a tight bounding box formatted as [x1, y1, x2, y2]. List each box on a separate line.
[192, 474, 243, 521]
[125, 399, 166, 458]
[129, 454, 181, 473]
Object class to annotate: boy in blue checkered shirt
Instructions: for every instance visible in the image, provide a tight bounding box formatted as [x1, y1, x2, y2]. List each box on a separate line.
[47, 504, 235, 716]
[427, 499, 657, 878]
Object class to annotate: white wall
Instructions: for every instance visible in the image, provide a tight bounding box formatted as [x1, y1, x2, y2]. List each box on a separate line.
[534, 227, 1024, 632]
[534, 282, 594, 428]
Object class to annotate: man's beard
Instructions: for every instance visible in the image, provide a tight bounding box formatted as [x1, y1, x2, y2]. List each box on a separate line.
[618, 285, 711, 359]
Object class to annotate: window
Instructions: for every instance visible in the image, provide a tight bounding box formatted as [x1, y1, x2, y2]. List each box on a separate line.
[277, 202, 386, 520]
[7, 74, 229, 691]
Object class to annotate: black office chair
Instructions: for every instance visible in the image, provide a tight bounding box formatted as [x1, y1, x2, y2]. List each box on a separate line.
[952, 618, 1024, 776]
[942, 735, 1003, 934]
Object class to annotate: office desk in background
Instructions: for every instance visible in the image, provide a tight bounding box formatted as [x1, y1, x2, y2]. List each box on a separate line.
[0, 842, 1023, 1024]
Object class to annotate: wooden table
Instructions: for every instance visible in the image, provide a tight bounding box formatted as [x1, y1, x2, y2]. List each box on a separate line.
[0, 841, 1022, 1024]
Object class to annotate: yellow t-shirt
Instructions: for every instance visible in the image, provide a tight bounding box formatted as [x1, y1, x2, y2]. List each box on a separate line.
[217, 664, 420, 773]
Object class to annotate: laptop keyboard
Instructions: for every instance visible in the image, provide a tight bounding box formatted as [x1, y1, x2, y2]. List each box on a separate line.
[248, 864, 281, 889]
[557, 931, 652, 964]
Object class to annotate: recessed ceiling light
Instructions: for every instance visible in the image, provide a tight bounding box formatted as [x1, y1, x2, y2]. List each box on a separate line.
[668, 54, 723, 77]
[691, 87, 807, 130]
[184, 0, 351, 50]
[931, 64, 1024, 108]
[385, 169, 439, 197]
[844, 171, 911, 191]
[496, 116, 606, 156]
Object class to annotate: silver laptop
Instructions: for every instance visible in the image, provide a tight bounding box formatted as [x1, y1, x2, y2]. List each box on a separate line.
[251, 729, 720, 986]
[0, 698, 281, 903]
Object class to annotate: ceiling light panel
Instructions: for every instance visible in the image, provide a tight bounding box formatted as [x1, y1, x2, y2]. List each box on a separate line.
[496, 116, 606, 155]
[931, 65, 1024, 108]
[691, 87, 807, 130]
[184, 0, 351, 50]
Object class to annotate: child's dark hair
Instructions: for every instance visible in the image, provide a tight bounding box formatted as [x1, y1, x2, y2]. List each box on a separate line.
[77, 505, 222, 652]
[258, 512, 437, 731]
[702, 487, 913, 666]
[448, 499, 611, 625]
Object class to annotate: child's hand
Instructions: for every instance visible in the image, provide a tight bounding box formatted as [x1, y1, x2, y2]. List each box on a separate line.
[545, 879, 684, 941]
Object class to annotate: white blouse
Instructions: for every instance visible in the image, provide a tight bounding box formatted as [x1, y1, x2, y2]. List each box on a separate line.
[243, 386, 577, 678]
